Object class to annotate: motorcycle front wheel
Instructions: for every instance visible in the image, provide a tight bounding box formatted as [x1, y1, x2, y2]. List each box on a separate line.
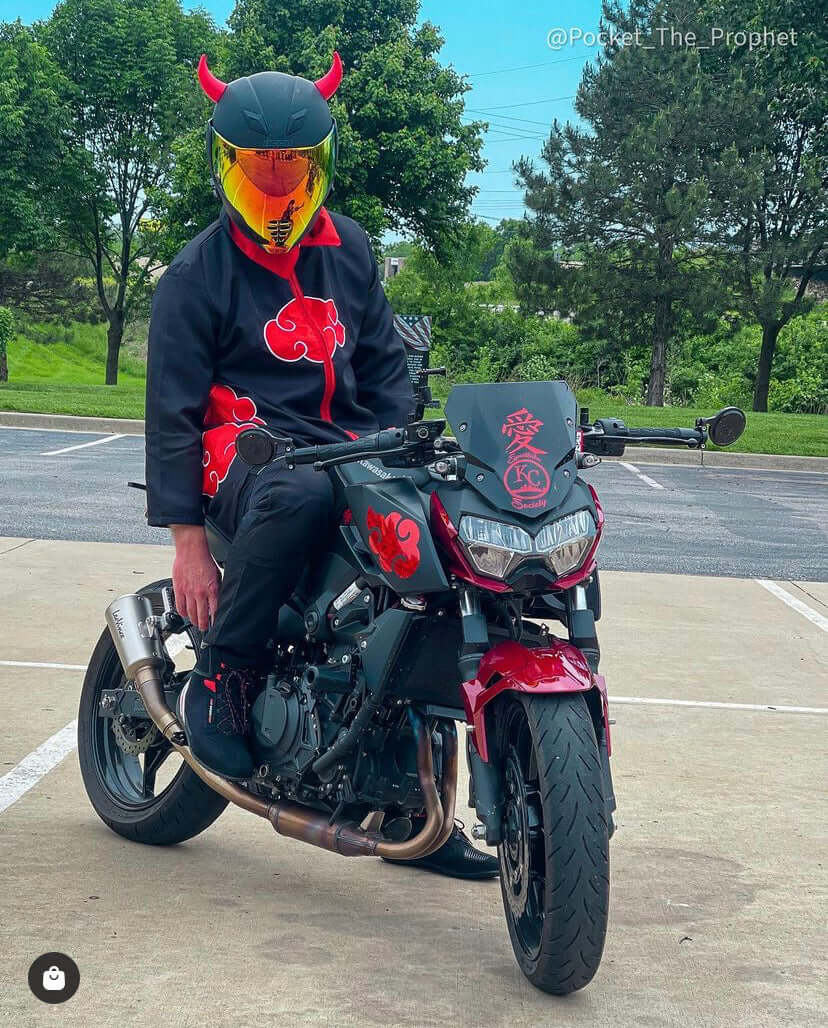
[77, 579, 228, 845]
[497, 692, 609, 994]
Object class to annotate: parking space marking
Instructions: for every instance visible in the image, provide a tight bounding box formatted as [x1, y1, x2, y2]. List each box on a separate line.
[40, 433, 124, 456]
[0, 720, 77, 815]
[618, 461, 664, 490]
[0, 659, 88, 670]
[612, 696, 828, 715]
[756, 579, 828, 633]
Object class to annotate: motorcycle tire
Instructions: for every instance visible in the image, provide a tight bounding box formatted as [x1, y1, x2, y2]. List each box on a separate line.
[77, 579, 228, 846]
[497, 692, 609, 994]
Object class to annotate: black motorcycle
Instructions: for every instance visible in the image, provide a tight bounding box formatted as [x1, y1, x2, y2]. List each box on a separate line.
[78, 373, 745, 993]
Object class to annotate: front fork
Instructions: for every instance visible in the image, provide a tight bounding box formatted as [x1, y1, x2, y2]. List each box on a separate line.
[457, 583, 615, 846]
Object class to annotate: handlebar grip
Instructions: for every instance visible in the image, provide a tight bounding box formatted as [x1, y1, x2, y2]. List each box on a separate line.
[625, 426, 703, 443]
[290, 427, 407, 465]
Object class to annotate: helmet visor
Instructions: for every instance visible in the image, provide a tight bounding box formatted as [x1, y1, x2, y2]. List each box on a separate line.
[211, 124, 336, 253]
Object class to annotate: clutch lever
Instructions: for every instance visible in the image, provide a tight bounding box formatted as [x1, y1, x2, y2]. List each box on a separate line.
[311, 444, 414, 471]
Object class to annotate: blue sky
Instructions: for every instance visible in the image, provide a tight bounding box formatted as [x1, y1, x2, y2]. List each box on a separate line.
[3, 0, 606, 228]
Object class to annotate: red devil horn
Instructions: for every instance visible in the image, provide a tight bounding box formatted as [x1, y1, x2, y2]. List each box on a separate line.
[314, 51, 343, 100]
[198, 54, 227, 103]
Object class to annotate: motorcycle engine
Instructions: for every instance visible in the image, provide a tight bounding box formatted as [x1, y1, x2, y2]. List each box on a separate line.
[249, 674, 321, 776]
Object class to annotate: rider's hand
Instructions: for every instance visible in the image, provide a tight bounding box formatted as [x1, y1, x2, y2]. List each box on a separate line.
[170, 525, 220, 632]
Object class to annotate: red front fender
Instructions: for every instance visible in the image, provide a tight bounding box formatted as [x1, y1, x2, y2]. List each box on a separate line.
[461, 639, 609, 762]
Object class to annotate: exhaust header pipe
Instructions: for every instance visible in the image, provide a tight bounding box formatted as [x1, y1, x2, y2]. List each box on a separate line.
[104, 594, 456, 859]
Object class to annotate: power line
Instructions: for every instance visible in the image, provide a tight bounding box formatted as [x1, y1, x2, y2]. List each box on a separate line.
[466, 109, 556, 127]
[467, 54, 587, 77]
[483, 135, 549, 143]
[474, 94, 575, 111]
[464, 117, 547, 139]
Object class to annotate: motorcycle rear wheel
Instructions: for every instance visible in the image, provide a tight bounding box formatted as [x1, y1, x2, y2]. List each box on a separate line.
[497, 692, 609, 994]
[77, 579, 228, 845]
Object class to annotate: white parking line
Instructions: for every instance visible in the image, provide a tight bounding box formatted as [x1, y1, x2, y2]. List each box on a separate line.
[0, 720, 77, 815]
[618, 461, 664, 490]
[756, 579, 828, 633]
[1, 688, 824, 818]
[0, 660, 88, 671]
[40, 433, 124, 456]
[611, 696, 827, 715]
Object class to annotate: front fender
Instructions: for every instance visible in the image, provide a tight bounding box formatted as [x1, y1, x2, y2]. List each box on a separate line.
[461, 639, 608, 762]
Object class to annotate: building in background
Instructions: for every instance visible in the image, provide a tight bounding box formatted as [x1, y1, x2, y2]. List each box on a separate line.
[384, 255, 407, 281]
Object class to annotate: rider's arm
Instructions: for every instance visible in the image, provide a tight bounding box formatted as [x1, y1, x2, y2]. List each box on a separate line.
[144, 268, 216, 527]
[350, 230, 414, 429]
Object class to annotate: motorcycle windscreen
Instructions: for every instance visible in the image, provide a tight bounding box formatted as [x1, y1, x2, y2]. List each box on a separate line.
[444, 381, 578, 519]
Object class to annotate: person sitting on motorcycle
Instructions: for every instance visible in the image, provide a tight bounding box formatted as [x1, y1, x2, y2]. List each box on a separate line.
[144, 52, 497, 881]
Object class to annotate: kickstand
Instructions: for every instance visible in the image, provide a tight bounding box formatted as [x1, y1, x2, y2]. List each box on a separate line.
[700, 444, 705, 467]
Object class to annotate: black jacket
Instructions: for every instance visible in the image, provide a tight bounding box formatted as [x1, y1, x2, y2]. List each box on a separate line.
[145, 207, 414, 527]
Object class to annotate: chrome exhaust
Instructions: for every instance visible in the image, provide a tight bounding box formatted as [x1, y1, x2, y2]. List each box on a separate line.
[105, 593, 165, 681]
[103, 594, 454, 859]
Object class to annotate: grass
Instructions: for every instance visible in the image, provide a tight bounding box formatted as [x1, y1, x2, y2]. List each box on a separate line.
[1, 320, 825, 455]
[576, 398, 828, 457]
[429, 379, 827, 457]
[0, 320, 146, 418]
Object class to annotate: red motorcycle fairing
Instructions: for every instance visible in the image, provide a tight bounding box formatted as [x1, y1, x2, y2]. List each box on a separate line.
[461, 639, 609, 762]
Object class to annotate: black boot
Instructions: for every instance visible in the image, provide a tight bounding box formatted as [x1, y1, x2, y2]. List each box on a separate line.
[383, 821, 499, 880]
[177, 658, 255, 782]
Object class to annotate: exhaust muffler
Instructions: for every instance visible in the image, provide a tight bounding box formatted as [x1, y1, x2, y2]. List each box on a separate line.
[103, 594, 456, 859]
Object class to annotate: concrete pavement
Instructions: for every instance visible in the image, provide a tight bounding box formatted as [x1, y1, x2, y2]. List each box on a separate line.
[0, 538, 826, 1027]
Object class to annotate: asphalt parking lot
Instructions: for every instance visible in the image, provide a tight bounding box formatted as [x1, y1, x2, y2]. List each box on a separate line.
[0, 426, 826, 579]
[1, 426, 826, 1027]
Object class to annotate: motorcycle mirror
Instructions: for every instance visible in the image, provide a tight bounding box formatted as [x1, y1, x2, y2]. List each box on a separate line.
[236, 427, 276, 468]
[706, 406, 747, 447]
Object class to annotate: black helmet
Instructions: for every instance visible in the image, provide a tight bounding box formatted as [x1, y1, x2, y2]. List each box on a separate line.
[198, 52, 342, 254]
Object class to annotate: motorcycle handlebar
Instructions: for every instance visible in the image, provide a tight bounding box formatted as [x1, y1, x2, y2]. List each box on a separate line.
[289, 428, 406, 465]
[235, 426, 409, 469]
[622, 426, 704, 445]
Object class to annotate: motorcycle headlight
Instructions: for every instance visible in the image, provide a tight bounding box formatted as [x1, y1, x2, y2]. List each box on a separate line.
[458, 516, 533, 579]
[534, 509, 596, 575]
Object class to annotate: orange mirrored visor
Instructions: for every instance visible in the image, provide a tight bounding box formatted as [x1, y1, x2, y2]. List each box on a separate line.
[211, 124, 336, 253]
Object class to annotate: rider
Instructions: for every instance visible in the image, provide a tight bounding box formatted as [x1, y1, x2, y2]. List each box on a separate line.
[144, 53, 497, 880]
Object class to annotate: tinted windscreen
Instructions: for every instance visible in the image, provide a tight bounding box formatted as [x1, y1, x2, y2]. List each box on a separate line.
[444, 381, 578, 519]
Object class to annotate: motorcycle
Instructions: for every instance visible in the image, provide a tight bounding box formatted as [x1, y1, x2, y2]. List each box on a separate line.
[78, 370, 746, 994]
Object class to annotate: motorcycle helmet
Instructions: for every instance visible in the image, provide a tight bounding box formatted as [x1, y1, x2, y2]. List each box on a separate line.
[198, 52, 342, 255]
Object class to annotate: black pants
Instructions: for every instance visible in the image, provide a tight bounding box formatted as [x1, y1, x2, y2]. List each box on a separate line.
[202, 464, 336, 667]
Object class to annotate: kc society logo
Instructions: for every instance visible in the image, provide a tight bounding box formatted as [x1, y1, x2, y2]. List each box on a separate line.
[501, 408, 552, 511]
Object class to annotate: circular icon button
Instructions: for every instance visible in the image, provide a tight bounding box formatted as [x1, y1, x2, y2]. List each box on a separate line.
[28, 952, 80, 1004]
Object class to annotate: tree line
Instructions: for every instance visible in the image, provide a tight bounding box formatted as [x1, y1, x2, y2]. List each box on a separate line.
[0, 0, 825, 411]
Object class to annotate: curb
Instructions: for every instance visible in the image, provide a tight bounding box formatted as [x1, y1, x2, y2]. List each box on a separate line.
[608, 446, 828, 473]
[0, 411, 144, 436]
[1, 410, 825, 472]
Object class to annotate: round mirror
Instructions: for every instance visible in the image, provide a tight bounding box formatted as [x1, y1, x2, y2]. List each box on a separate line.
[235, 427, 275, 467]
[708, 407, 746, 447]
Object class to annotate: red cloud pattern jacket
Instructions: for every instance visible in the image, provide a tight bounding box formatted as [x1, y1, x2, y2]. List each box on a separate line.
[144, 207, 414, 527]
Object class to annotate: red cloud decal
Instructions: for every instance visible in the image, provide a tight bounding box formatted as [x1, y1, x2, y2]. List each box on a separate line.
[365, 507, 421, 579]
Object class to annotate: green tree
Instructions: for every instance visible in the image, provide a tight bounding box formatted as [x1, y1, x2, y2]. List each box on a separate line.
[170, 0, 483, 254]
[36, 0, 217, 384]
[703, 0, 827, 411]
[514, 1, 736, 405]
[0, 22, 68, 258]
